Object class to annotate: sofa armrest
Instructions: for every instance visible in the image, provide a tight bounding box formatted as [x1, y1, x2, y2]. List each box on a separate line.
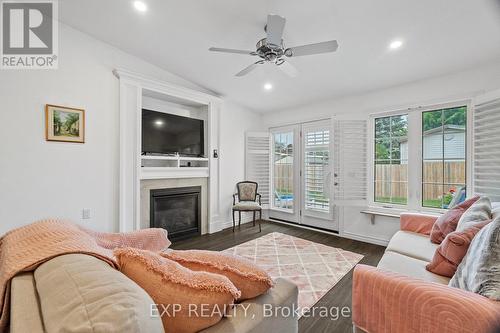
[201, 278, 298, 333]
[400, 213, 438, 235]
[352, 264, 500, 333]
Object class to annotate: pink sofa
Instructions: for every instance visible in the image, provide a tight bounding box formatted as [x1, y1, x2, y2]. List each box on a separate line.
[352, 212, 500, 333]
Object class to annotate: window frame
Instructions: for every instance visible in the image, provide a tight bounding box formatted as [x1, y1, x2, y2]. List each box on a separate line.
[269, 125, 300, 216]
[373, 114, 409, 207]
[368, 100, 473, 213]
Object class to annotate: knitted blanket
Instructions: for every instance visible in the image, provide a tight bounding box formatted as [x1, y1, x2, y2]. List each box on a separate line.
[0, 219, 171, 331]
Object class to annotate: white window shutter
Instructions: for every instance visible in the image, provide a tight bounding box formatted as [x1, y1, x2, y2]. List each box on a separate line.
[333, 120, 368, 202]
[245, 132, 270, 205]
[474, 90, 500, 201]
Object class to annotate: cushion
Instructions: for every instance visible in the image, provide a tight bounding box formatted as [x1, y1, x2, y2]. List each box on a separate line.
[200, 278, 299, 333]
[114, 248, 240, 333]
[426, 219, 491, 277]
[160, 249, 273, 300]
[386, 231, 438, 262]
[492, 202, 500, 220]
[233, 201, 261, 210]
[10, 273, 44, 333]
[430, 196, 479, 244]
[377, 251, 450, 285]
[34, 254, 164, 333]
[449, 215, 500, 300]
[238, 182, 257, 201]
[456, 196, 492, 232]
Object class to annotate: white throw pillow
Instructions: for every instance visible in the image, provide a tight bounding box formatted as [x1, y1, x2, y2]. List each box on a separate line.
[449, 215, 500, 300]
[456, 197, 492, 232]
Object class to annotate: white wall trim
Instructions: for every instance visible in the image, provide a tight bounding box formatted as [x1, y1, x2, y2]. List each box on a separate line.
[115, 68, 222, 232]
[113, 68, 221, 105]
[341, 231, 389, 246]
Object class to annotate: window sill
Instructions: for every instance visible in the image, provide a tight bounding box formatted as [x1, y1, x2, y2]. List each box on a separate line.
[365, 205, 443, 217]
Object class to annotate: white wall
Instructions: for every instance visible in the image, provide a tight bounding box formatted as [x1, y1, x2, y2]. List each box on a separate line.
[0, 23, 261, 235]
[219, 101, 263, 227]
[263, 60, 500, 127]
[262, 60, 500, 245]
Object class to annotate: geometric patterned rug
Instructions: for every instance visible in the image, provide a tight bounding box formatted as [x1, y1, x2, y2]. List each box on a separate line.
[222, 232, 363, 313]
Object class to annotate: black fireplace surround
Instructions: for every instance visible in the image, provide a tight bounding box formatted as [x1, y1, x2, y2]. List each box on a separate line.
[150, 186, 201, 241]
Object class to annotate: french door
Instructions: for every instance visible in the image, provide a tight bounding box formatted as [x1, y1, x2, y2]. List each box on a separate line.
[269, 120, 336, 230]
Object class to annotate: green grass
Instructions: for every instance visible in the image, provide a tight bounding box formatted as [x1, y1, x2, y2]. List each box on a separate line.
[375, 197, 444, 208]
[375, 197, 408, 205]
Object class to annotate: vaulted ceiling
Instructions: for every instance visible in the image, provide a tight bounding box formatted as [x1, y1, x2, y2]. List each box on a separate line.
[60, 0, 500, 112]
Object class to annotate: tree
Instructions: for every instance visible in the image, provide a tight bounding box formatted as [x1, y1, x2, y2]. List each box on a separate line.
[423, 107, 466, 131]
[53, 112, 62, 135]
[64, 113, 80, 135]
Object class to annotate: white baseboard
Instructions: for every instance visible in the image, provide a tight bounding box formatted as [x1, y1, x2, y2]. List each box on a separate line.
[209, 214, 256, 233]
[268, 218, 340, 236]
[340, 231, 389, 246]
[270, 219, 389, 247]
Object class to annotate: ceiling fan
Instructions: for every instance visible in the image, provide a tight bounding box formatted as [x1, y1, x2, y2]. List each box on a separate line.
[208, 14, 338, 78]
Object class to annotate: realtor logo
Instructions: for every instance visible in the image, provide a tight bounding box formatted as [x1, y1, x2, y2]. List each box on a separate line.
[1, 0, 58, 69]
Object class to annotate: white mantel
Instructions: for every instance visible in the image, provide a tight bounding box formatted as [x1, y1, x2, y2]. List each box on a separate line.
[114, 68, 222, 234]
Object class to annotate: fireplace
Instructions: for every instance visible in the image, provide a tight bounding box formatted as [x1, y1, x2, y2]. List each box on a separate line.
[150, 186, 201, 241]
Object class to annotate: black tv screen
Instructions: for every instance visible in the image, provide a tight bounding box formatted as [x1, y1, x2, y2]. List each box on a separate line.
[142, 109, 204, 156]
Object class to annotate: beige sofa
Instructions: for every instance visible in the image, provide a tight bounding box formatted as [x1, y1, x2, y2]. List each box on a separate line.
[10, 254, 298, 333]
[352, 205, 500, 333]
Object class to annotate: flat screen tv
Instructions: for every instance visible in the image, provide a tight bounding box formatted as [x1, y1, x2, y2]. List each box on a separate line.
[142, 109, 204, 157]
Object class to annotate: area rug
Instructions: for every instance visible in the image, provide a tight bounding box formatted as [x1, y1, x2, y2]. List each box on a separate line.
[222, 232, 363, 312]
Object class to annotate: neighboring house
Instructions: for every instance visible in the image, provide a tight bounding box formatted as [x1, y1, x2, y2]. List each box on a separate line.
[400, 125, 466, 163]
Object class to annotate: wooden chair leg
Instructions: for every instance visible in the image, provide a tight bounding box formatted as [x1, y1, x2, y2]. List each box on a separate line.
[259, 210, 262, 232]
[253, 211, 256, 226]
[232, 210, 235, 232]
[238, 211, 241, 227]
[259, 217, 262, 232]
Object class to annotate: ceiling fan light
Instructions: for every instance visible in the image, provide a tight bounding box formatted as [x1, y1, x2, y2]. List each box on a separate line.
[133, 1, 147, 12]
[389, 39, 403, 50]
[264, 83, 273, 91]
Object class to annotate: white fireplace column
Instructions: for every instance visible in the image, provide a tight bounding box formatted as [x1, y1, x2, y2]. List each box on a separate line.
[114, 69, 222, 234]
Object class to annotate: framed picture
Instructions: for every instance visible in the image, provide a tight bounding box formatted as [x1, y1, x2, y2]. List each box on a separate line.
[45, 104, 85, 143]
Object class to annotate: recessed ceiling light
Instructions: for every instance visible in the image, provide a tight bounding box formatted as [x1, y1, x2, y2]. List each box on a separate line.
[155, 120, 164, 126]
[389, 39, 403, 50]
[133, 1, 147, 12]
[264, 83, 273, 91]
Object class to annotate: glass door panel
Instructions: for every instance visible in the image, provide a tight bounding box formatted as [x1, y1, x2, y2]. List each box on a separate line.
[270, 126, 300, 223]
[300, 121, 334, 229]
[272, 131, 294, 211]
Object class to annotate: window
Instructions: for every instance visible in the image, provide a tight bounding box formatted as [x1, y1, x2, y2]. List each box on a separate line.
[374, 115, 408, 205]
[372, 104, 468, 210]
[272, 131, 294, 210]
[304, 129, 330, 212]
[422, 106, 467, 208]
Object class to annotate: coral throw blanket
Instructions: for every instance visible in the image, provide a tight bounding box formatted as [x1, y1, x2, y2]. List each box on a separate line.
[0, 219, 171, 331]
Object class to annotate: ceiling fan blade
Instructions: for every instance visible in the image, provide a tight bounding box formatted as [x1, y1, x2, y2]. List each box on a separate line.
[235, 61, 262, 77]
[209, 47, 255, 55]
[277, 60, 298, 78]
[285, 40, 338, 57]
[266, 14, 286, 48]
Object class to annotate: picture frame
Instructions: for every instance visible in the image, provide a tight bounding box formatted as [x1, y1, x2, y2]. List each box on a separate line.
[45, 104, 85, 143]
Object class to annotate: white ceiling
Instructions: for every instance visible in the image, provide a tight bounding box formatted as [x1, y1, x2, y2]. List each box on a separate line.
[60, 0, 500, 113]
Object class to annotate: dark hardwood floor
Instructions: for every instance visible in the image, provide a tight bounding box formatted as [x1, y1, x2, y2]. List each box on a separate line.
[172, 221, 385, 333]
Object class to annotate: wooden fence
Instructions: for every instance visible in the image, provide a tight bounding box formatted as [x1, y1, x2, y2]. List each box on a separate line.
[375, 161, 466, 200]
[274, 161, 466, 201]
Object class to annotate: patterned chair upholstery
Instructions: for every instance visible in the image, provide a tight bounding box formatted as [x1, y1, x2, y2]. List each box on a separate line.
[232, 181, 262, 232]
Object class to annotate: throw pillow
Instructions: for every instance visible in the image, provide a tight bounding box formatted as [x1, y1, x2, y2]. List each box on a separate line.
[456, 196, 492, 232]
[449, 215, 500, 300]
[426, 219, 491, 277]
[430, 196, 479, 244]
[160, 249, 273, 300]
[114, 248, 240, 333]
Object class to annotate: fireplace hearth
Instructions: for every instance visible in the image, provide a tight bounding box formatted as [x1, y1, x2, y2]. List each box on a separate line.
[150, 186, 201, 241]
